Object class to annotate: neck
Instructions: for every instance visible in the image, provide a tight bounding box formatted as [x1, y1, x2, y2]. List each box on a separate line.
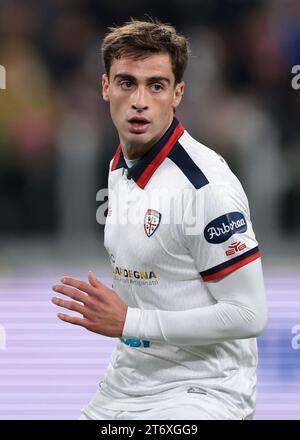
[122, 140, 154, 160]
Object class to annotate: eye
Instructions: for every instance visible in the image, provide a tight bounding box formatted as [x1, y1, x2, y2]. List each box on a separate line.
[120, 80, 133, 90]
[150, 83, 163, 92]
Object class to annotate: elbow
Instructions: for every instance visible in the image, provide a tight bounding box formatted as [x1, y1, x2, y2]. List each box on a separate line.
[249, 319, 267, 338]
[247, 307, 268, 338]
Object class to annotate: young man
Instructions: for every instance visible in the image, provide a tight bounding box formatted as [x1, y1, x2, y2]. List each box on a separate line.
[52, 19, 268, 420]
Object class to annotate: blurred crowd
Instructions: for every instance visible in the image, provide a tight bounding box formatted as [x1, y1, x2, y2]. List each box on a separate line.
[0, 0, 299, 249]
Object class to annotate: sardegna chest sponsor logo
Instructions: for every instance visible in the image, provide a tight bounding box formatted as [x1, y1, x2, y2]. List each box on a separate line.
[204, 212, 247, 244]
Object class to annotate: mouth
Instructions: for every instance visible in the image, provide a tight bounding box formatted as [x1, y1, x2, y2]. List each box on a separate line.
[127, 117, 150, 134]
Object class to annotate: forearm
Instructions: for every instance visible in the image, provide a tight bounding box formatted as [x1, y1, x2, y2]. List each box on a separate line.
[122, 259, 268, 346]
[122, 301, 264, 346]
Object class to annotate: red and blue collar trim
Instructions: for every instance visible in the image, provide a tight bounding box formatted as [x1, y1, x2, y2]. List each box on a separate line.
[111, 118, 185, 189]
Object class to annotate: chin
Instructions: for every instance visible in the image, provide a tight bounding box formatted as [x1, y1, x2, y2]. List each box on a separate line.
[127, 131, 151, 143]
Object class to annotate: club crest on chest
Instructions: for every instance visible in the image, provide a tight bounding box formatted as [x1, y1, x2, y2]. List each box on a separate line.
[144, 209, 162, 237]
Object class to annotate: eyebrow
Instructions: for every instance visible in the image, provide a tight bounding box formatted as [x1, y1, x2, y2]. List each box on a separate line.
[113, 73, 171, 85]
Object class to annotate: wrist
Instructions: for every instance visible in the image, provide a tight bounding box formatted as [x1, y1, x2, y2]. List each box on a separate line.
[121, 307, 142, 339]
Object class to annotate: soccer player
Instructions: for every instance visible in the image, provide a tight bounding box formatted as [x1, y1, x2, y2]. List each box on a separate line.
[51, 19, 268, 420]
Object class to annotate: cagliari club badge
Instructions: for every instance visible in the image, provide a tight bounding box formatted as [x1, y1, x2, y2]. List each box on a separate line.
[144, 209, 162, 237]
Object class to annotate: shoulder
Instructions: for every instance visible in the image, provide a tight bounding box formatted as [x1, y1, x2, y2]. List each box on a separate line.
[175, 130, 241, 188]
[154, 128, 248, 203]
[173, 130, 250, 209]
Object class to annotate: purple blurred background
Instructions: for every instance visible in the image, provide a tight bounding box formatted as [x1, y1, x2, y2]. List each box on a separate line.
[0, 0, 300, 420]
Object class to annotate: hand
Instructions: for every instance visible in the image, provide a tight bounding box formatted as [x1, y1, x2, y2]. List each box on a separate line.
[51, 271, 128, 337]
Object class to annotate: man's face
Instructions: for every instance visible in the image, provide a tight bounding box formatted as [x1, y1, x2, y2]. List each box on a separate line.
[102, 52, 184, 157]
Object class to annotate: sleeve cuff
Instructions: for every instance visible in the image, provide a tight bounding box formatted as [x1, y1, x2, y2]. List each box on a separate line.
[122, 307, 142, 339]
[200, 246, 261, 282]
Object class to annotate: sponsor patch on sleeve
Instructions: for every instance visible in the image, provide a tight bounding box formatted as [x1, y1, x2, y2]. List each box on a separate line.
[204, 212, 247, 244]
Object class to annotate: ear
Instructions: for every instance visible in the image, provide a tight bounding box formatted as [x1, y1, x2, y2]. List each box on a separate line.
[173, 81, 185, 109]
[102, 73, 110, 102]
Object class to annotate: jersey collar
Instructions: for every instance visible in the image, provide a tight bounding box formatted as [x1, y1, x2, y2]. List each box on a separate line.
[111, 117, 185, 189]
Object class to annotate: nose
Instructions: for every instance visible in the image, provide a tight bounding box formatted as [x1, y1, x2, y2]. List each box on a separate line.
[131, 85, 148, 112]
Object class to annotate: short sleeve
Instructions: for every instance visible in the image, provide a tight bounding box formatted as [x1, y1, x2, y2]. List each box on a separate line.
[183, 183, 261, 282]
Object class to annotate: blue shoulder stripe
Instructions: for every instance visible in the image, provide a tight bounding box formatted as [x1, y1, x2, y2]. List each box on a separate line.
[168, 142, 209, 189]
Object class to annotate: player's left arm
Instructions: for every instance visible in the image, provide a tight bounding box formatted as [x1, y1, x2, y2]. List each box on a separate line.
[52, 256, 267, 345]
[121, 256, 268, 345]
[121, 181, 268, 345]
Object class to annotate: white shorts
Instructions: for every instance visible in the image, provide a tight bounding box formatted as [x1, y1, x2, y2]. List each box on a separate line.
[79, 391, 248, 420]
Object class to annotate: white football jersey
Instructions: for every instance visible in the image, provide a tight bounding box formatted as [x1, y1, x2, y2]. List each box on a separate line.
[98, 118, 261, 417]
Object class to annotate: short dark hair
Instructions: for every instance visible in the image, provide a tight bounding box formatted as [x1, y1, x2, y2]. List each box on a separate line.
[101, 18, 191, 85]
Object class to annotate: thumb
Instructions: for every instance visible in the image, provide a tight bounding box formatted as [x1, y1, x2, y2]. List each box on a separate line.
[88, 271, 102, 288]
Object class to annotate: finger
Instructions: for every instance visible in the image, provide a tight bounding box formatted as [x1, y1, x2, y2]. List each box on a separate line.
[60, 277, 97, 296]
[88, 271, 103, 288]
[52, 284, 90, 305]
[52, 296, 86, 316]
[57, 312, 88, 328]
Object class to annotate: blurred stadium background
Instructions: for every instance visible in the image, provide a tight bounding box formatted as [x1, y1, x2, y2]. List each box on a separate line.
[0, 0, 300, 420]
